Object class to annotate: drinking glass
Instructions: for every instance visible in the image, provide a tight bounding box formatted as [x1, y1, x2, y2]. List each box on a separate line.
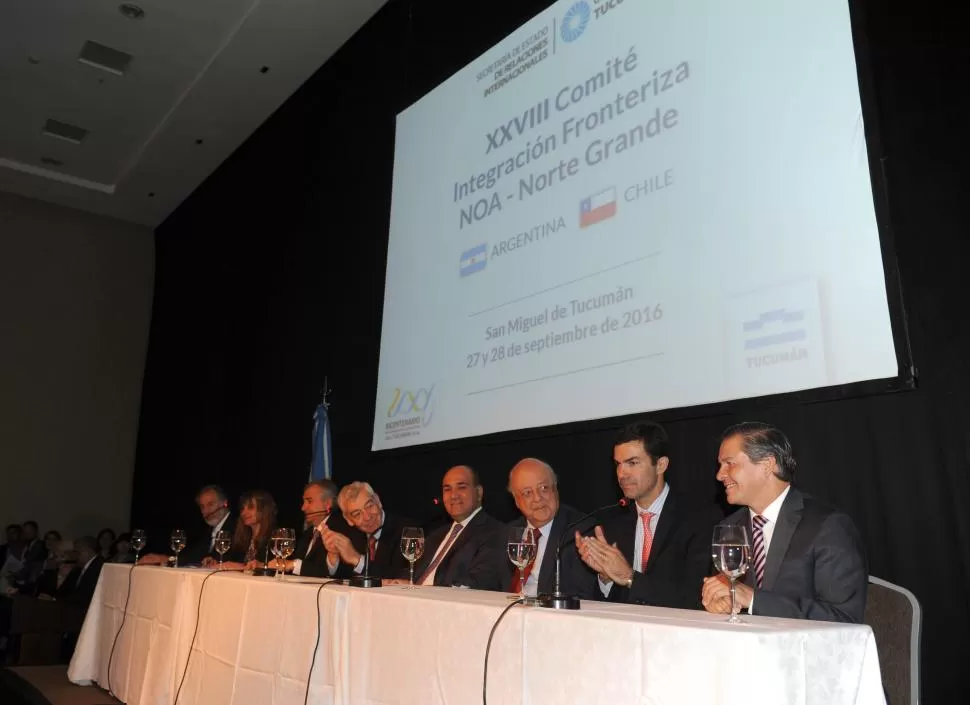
[399, 527, 425, 588]
[270, 529, 285, 579]
[213, 530, 231, 567]
[507, 527, 537, 601]
[170, 529, 186, 568]
[711, 523, 751, 623]
[131, 529, 147, 563]
[277, 528, 296, 581]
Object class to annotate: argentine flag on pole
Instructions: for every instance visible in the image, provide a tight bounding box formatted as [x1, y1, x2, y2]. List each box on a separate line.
[310, 401, 333, 481]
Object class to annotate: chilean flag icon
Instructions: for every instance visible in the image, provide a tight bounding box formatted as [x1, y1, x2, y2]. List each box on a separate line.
[579, 186, 617, 228]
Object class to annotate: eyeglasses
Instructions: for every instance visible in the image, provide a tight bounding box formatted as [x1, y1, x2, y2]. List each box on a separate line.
[347, 498, 379, 521]
[516, 483, 554, 501]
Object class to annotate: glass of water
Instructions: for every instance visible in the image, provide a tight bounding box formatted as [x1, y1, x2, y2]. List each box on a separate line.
[131, 529, 147, 563]
[400, 527, 425, 588]
[170, 529, 186, 568]
[507, 526, 537, 602]
[711, 523, 751, 623]
[214, 530, 231, 567]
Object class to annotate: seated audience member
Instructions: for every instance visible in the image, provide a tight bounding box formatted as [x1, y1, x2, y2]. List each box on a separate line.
[275, 480, 348, 577]
[0, 524, 21, 569]
[701, 422, 868, 623]
[410, 465, 508, 590]
[96, 528, 117, 562]
[10, 521, 47, 588]
[576, 421, 723, 609]
[111, 533, 136, 564]
[507, 458, 598, 599]
[141, 485, 237, 566]
[217, 490, 277, 571]
[319, 482, 412, 580]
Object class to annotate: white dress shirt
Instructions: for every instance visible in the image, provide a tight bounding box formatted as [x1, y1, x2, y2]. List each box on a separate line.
[748, 484, 790, 611]
[599, 482, 670, 597]
[422, 506, 482, 586]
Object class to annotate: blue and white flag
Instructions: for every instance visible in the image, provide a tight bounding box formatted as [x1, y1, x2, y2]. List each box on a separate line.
[459, 243, 487, 277]
[310, 401, 333, 481]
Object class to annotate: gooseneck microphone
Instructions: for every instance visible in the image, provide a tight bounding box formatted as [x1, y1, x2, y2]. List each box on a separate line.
[537, 498, 628, 610]
[349, 531, 382, 588]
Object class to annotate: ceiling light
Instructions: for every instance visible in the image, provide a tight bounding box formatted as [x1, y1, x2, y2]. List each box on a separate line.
[118, 3, 145, 19]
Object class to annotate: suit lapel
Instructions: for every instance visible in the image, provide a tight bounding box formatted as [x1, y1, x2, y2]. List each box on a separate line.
[536, 513, 564, 593]
[440, 511, 482, 568]
[613, 507, 638, 567]
[762, 488, 803, 590]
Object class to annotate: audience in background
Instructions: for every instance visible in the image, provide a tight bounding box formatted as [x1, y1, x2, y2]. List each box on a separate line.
[0, 524, 21, 569]
[95, 528, 117, 562]
[111, 533, 135, 563]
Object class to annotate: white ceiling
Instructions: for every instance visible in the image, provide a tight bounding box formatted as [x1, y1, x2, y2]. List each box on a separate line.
[0, 0, 388, 227]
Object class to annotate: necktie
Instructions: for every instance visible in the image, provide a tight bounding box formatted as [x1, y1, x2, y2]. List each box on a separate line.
[417, 523, 464, 585]
[368, 535, 377, 561]
[305, 529, 319, 558]
[639, 511, 655, 572]
[752, 514, 768, 588]
[508, 528, 541, 593]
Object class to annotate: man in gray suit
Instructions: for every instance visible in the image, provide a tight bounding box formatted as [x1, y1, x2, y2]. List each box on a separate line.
[701, 422, 867, 623]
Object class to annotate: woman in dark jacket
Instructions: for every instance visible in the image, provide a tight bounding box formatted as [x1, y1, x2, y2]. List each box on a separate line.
[216, 490, 277, 572]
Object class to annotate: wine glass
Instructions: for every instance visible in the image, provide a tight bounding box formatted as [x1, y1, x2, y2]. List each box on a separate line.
[399, 527, 425, 588]
[277, 529, 296, 581]
[270, 529, 285, 579]
[507, 527, 537, 602]
[170, 529, 186, 568]
[711, 523, 751, 623]
[213, 530, 231, 568]
[131, 529, 147, 563]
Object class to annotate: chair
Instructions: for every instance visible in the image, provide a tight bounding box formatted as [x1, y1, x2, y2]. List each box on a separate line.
[865, 575, 921, 705]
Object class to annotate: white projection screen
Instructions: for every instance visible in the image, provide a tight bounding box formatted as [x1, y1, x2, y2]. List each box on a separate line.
[372, 0, 900, 451]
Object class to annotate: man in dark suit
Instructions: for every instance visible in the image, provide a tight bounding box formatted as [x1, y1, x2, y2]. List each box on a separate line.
[577, 421, 722, 609]
[279, 479, 349, 577]
[507, 458, 598, 600]
[319, 482, 412, 580]
[701, 422, 867, 623]
[140, 485, 237, 566]
[411, 465, 508, 591]
[50, 536, 104, 606]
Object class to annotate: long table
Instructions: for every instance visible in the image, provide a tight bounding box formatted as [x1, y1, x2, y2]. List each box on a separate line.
[68, 564, 886, 705]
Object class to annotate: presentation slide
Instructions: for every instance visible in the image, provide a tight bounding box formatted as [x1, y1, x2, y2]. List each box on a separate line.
[373, 0, 898, 450]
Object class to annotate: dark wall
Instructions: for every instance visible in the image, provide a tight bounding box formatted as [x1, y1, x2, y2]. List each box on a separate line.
[136, 0, 969, 701]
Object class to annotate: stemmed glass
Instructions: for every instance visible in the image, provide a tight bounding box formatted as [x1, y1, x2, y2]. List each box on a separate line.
[277, 528, 295, 581]
[399, 527, 425, 588]
[170, 529, 186, 568]
[507, 527, 537, 602]
[213, 530, 231, 568]
[131, 529, 147, 563]
[711, 523, 751, 623]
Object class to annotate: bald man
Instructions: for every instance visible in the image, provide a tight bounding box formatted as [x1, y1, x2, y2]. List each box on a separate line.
[411, 465, 508, 591]
[506, 458, 598, 600]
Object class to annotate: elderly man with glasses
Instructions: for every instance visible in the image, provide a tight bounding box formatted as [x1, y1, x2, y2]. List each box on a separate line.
[320, 482, 412, 580]
[506, 458, 599, 600]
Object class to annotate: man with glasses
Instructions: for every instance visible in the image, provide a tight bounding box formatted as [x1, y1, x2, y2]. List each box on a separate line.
[507, 458, 598, 599]
[319, 482, 411, 580]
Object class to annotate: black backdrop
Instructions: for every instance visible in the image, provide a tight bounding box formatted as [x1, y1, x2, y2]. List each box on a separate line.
[133, 0, 969, 701]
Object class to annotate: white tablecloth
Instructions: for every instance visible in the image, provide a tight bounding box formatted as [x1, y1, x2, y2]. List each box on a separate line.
[69, 564, 886, 705]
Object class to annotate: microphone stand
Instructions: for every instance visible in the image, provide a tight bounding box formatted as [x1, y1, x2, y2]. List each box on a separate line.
[252, 542, 274, 577]
[537, 500, 627, 610]
[349, 532, 382, 588]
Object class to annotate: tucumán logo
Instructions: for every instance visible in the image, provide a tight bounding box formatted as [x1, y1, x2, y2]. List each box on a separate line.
[561, 1, 591, 43]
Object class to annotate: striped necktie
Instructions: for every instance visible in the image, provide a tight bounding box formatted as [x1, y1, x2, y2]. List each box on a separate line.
[751, 514, 768, 588]
[417, 522, 463, 585]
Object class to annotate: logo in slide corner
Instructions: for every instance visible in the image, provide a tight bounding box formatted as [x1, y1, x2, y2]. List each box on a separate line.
[460, 243, 488, 277]
[561, 2, 591, 43]
[384, 384, 437, 442]
[742, 309, 806, 350]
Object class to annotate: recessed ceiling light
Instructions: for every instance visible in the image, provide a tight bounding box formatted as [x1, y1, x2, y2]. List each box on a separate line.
[259, 66, 270, 74]
[40, 157, 64, 167]
[118, 3, 145, 19]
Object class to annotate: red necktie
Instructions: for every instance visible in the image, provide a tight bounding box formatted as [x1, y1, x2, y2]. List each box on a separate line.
[368, 535, 377, 561]
[639, 512, 655, 572]
[508, 528, 541, 593]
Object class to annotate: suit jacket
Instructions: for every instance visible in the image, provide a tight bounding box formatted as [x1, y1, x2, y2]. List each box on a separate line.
[412, 508, 508, 591]
[509, 505, 599, 599]
[55, 556, 104, 606]
[600, 489, 723, 609]
[298, 511, 412, 580]
[182, 512, 239, 565]
[294, 511, 349, 578]
[725, 486, 867, 623]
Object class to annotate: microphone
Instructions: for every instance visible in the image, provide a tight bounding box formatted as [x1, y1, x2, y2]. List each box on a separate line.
[349, 530, 382, 588]
[537, 498, 628, 611]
